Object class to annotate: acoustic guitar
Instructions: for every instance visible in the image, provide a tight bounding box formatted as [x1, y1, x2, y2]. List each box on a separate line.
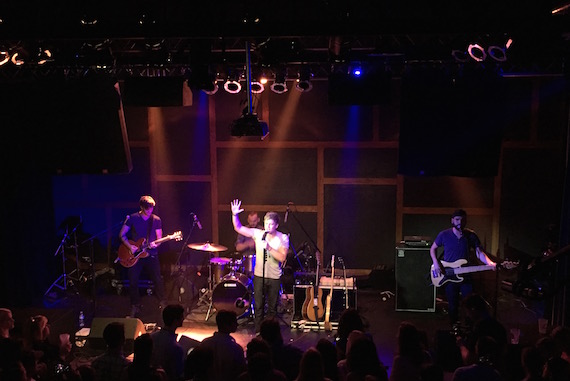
[303, 252, 324, 322]
[430, 259, 518, 287]
[116, 231, 182, 268]
[324, 255, 335, 331]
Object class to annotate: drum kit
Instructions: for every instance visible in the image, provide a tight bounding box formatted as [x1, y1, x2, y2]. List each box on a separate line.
[187, 242, 254, 321]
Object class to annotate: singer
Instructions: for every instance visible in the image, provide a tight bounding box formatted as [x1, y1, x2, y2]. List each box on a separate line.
[231, 199, 289, 332]
[119, 195, 167, 318]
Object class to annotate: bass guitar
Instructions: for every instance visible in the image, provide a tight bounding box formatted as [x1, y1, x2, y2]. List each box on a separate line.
[116, 231, 182, 268]
[324, 255, 335, 331]
[302, 251, 324, 322]
[430, 259, 518, 287]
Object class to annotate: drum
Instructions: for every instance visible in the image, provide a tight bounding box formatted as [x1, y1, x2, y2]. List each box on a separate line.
[212, 273, 252, 318]
[241, 254, 255, 277]
[210, 257, 231, 284]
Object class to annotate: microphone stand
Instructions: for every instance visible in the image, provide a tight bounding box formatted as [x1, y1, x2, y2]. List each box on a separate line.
[169, 218, 197, 314]
[287, 207, 324, 272]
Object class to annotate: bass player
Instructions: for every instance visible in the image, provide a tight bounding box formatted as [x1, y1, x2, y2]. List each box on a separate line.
[119, 195, 167, 318]
[430, 209, 496, 325]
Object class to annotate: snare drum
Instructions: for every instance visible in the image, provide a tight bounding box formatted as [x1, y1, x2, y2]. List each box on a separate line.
[210, 257, 231, 284]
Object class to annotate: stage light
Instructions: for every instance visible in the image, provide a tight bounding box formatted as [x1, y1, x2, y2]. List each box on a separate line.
[487, 46, 507, 62]
[223, 72, 242, 94]
[270, 70, 288, 94]
[0, 51, 9, 66]
[467, 44, 486, 62]
[295, 67, 312, 92]
[37, 49, 53, 65]
[11, 52, 24, 66]
[351, 66, 362, 77]
[451, 49, 469, 62]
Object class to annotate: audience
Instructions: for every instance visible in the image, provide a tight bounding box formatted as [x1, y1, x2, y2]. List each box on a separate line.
[0, 303, 567, 381]
[184, 345, 213, 381]
[335, 309, 365, 361]
[122, 333, 165, 381]
[451, 336, 502, 381]
[316, 338, 339, 381]
[458, 294, 507, 369]
[344, 333, 388, 381]
[259, 316, 303, 381]
[389, 321, 432, 381]
[238, 336, 286, 381]
[197, 309, 246, 381]
[295, 347, 331, 381]
[91, 321, 130, 381]
[151, 304, 186, 381]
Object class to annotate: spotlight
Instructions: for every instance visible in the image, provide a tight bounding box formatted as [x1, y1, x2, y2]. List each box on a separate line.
[351, 66, 363, 77]
[270, 71, 288, 94]
[467, 44, 486, 62]
[295, 67, 312, 92]
[0, 51, 9, 66]
[451, 49, 469, 62]
[37, 49, 53, 65]
[487, 46, 507, 62]
[202, 81, 219, 95]
[224, 74, 241, 94]
[11, 52, 24, 66]
[250, 76, 265, 94]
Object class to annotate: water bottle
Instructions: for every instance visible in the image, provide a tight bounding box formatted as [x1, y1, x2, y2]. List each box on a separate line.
[78, 311, 85, 329]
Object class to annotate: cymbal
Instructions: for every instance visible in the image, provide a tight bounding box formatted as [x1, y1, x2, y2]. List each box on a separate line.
[188, 242, 228, 252]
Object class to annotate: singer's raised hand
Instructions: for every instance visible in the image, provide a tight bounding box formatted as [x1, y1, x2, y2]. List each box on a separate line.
[231, 199, 244, 216]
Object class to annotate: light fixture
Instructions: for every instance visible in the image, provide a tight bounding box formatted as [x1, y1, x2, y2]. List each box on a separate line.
[487, 46, 506, 62]
[250, 70, 265, 94]
[295, 67, 313, 92]
[224, 78, 241, 94]
[37, 49, 53, 65]
[451, 49, 469, 62]
[270, 70, 288, 94]
[11, 52, 24, 66]
[467, 44, 487, 62]
[0, 51, 9, 66]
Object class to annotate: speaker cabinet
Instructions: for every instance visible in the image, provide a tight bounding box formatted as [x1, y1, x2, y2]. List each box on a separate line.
[87, 317, 146, 353]
[292, 284, 357, 322]
[395, 246, 436, 312]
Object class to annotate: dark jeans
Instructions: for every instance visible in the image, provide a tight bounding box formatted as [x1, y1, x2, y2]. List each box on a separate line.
[128, 256, 165, 305]
[445, 280, 473, 324]
[253, 275, 281, 331]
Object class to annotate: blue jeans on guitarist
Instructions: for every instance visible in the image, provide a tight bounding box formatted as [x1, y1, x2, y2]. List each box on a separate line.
[253, 276, 280, 332]
[129, 256, 165, 312]
[445, 279, 473, 324]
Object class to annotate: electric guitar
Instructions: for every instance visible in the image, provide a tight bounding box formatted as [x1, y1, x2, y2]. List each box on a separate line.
[116, 231, 182, 268]
[430, 259, 518, 287]
[303, 251, 324, 322]
[324, 255, 335, 331]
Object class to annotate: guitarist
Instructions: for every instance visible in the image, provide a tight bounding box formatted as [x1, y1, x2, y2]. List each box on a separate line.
[119, 195, 167, 318]
[429, 209, 496, 325]
[231, 199, 289, 333]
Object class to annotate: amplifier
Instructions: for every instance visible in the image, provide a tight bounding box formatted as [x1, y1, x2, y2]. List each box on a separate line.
[291, 284, 357, 326]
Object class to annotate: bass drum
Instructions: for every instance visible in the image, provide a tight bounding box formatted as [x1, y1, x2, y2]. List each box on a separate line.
[212, 273, 252, 318]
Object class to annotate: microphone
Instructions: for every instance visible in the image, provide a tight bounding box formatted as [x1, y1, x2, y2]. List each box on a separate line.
[192, 213, 203, 230]
[262, 231, 268, 241]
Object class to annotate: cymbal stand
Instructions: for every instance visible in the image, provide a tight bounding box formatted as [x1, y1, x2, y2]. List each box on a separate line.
[45, 223, 79, 296]
[204, 253, 215, 321]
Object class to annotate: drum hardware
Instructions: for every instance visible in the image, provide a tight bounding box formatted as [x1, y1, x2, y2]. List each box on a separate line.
[187, 241, 230, 320]
[45, 218, 84, 297]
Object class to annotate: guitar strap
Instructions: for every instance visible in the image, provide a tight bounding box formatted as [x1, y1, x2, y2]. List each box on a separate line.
[146, 216, 154, 257]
